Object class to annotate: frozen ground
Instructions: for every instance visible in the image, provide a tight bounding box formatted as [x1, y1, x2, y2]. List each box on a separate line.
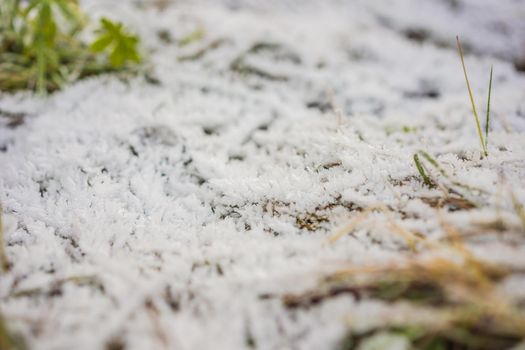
[1, 0, 525, 349]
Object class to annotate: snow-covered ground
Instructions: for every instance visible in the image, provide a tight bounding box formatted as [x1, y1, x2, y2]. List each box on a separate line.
[1, 1, 525, 349]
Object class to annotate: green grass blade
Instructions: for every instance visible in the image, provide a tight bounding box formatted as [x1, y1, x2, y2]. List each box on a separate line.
[485, 66, 493, 150]
[420, 151, 447, 178]
[179, 27, 205, 47]
[413, 154, 432, 187]
[456, 36, 488, 157]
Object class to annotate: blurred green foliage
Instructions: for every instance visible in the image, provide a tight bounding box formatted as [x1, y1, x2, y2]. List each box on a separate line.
[0, 0, 141, 94]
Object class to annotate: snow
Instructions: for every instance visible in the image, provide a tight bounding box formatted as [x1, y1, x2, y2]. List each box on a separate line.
[1, 0, 525, 349]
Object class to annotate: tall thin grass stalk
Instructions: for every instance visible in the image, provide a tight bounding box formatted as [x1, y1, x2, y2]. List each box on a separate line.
[456, 36, 488, 157]
[485, 66, 493, 150]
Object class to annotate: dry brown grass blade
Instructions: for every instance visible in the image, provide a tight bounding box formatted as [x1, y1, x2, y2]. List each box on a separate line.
[331, 257, 524, 347]
[324, 172, 525, 349]
[328, 209, 371, 243]
[9, 275, 104, 299]
[328, 204, 426, 250]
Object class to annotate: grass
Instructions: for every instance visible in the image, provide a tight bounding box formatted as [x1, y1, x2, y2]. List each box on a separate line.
[297, 206, 525, 349]
[332, 256, 525, 349]
[178, 27, 205, 47]
[456, 36, 493, 158]
[320, 134, 525, 349]
[413, 153, 432, 187]
[412, 150, 485, 212]
[0, 0, 141, 94]
[0, 14, 520, 350]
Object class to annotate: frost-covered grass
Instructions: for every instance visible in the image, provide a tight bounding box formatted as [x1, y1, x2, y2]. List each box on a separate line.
[1, 0, 525, 349]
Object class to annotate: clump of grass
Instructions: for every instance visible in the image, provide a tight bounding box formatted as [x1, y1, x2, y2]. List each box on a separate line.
[316, 197, 525, 350]
[338, 260, 524, 349]
[287, 254, 525, 350]
[0, 0, 142, 94]
[340, 321, 523, 350]
[412, 150, 483, 209]
[456, 36, 493, 158]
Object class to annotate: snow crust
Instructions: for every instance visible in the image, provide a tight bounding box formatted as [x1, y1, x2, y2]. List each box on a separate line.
[1, 1, 525, 349]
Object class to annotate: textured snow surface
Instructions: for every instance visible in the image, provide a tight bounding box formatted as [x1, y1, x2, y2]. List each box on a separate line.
[1, 0, 525, 349]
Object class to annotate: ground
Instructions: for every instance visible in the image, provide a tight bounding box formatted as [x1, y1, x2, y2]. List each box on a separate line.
[1, 1, 525, 349]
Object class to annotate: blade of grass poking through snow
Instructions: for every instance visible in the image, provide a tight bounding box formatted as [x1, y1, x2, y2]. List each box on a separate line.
[413, 154, 431, 187]
[485, 66, 493, 150]
[418, 151, 483, 208]
[456, 36, 488, 157]
[420, 151, 447, 178]
[420, 150, 484, 193]
[178, 27, 205, 47]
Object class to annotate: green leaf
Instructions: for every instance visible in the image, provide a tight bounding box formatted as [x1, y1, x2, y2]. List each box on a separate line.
[93, 18, 141, 68]
[100, 18, 118, 33]
[35, 3, 57, 45]
[90, 34, 113, 52]
[1, 1, 142, 93]
[109, 42, 126, 67]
